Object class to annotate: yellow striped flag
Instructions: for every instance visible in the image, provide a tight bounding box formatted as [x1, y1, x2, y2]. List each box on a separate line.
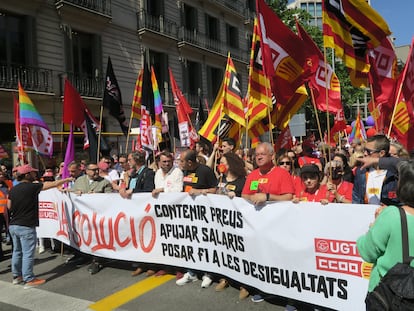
[131, 69, 143, 120]
[222, 54, 246, 127]
[246, 18, 272, 130]
[198, 83, 224, 142]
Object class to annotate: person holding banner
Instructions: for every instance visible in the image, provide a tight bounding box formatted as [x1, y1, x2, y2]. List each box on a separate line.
[214, 152, 250, 299]
[292, 164, 330, 204]
[152, 151, 183, 197]
[242, 142, 295, 206]
[71, 162, 113, 274]
[7, 164, 73, 288]
[241, 142, 295, 302]
[120, 151, 155, 198]
[176, 149, 217, 288]
[357, 160, 414, 302]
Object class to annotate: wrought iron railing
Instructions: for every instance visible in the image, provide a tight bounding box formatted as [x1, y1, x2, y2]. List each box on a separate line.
[60, 73, 103, 98]
[55, 0, 112, 17]
[137, 10, 179, 39]
[0, 63, 53, 93]
[209, 0, 246, 16]
[178, 27, 248, 63]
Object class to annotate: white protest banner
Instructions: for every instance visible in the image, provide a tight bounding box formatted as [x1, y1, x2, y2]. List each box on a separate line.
[38, 189, 377, 310]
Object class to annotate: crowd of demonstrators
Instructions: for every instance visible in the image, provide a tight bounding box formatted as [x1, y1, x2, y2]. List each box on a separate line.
[1, 131, 413, 309]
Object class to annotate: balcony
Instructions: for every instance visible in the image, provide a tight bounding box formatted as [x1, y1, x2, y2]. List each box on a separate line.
[59, 73, 103, 98]
[209, 0, 246, 18]
[55, 0, 112, 21]
[137, 10, 179, 41]
[0, 63, 54, 94]
[178, 27, 248, 63]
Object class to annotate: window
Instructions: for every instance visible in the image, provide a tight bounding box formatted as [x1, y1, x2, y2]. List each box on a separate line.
[0, 11, 30, 65]
[183, 60, 202, 106]
[206, 14, 219, 41]
[65, 30, 101, 78]
[207, 66, 222, 100]
[183, 4, 197, 31]
[146, 0, 164, 17]
[226, 24, 239, 49]
[149, 50, 168, 101]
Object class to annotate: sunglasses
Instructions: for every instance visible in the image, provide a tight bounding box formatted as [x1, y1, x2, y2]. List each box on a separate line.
[364, 148, 380, 155]
[279, 161, 292, 165]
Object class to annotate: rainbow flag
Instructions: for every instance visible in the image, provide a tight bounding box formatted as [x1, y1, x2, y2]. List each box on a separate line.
[349, 111, 367, 143]
[19, 83, 49, 128]
[18, 82, 53, 156]
[151, 66, 163, 115]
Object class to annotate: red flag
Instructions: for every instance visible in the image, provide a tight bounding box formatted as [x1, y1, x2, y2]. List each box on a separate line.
[296, 21, 342, 114]
[169, 68, 197, 147]
[257, 0, 315, 106]
[387, 38, 414, 152]
[13, 93, 26, 160]
[63, 79, 100, 150]
[63, 79, 98, 127]
[367, 37, 399, 132]
[330, 108, 347, 134]
[274, 126, 293, 154]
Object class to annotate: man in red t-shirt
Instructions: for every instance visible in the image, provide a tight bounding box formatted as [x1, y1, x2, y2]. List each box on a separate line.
[242, 142, 295, 205]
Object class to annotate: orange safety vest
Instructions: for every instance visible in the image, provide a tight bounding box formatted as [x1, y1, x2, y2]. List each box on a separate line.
[0, 190, 7, 214]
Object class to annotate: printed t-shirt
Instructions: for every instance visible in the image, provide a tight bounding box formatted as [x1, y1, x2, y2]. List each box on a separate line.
[183, 164, 217, 192]
[242, 166, 295, 196]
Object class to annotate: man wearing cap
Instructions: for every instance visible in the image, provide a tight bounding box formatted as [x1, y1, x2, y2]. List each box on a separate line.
[7, 164, 73, 288]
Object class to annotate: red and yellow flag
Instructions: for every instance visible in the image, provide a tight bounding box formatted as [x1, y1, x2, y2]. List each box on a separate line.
[246, 17, 272, 129]
[131, 69, 143, 120]
[222, 54, 245, 127]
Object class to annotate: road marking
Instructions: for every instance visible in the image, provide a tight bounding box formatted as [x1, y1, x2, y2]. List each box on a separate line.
[0, 280, 93, 311]
[89, 275, 175, 311]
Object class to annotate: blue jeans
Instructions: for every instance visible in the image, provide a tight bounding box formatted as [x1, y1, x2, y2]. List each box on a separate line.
[9, 225, 37, 282]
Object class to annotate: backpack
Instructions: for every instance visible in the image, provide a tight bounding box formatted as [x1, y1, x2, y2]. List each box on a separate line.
[365, 207, 414, 310]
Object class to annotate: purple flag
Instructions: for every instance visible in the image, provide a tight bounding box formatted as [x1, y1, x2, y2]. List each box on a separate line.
[62, 123, 75, 180]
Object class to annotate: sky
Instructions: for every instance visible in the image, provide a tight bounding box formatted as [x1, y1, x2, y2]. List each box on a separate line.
[371, 0, 414, 47]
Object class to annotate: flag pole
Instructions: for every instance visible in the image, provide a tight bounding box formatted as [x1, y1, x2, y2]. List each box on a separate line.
[387, 79, 404, 138]
[97, 105, 104, 163]
[125, 108, 134, 153]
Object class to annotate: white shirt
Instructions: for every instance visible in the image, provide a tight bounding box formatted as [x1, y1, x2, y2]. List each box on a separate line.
[154, 167, 184, 193]
[366, 168, 387, 205]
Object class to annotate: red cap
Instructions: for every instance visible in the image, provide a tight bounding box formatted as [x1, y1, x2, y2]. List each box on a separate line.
[17, 164, 39, 175]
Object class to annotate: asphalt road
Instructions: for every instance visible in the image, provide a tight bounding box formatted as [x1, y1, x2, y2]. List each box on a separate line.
[0, 243, 296, 311]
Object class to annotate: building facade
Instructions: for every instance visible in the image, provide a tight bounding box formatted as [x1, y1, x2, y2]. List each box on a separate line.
[0, 0, 254, 161]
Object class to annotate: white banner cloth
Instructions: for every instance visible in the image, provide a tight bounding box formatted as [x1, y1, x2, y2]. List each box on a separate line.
[38, 189, 377, 310]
